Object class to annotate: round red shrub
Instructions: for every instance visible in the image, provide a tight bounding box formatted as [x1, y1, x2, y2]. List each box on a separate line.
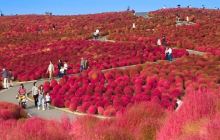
[97, 106, 104, 115]
[69, 103, 77, 111]
[87, 105, 97, 114]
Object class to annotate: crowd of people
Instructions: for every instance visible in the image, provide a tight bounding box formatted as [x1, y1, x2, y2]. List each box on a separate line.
[47, 59, 69, 80]
[1, 32, 178, 112]
[157, 35, 173, 61]
[32, 83, 51, 110]
[16, 82, 51, 110]
[14, 57, 90, 110]
[46, 58, 89, 79]
[176, 14, 191, 23]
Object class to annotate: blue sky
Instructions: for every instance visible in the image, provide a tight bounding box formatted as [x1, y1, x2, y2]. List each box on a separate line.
[1, 0, 219, 15]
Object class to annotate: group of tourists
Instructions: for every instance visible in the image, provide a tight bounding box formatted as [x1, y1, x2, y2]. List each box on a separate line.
[16, 82, 51, 110]
[176, 14, 190, 23]
[157, 36, 173, 61]
[57, 60, 68, 78]
[32, 82, 51, 110]
[47, 58, 89, 79]
[1, 68, 13, 89]
[47, 60, 68, 80]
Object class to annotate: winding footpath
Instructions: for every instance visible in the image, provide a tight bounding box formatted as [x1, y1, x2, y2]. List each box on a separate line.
[0, 80, 76, 120]
[0, 38, 206, 120]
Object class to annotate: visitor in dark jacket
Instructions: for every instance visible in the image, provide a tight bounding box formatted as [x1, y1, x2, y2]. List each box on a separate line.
[2, 68, 9, 89]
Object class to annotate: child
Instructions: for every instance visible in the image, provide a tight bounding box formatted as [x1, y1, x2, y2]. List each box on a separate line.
[45, 93, 51, 110]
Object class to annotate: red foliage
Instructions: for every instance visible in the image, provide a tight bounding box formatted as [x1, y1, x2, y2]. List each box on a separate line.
[0, 102, 27, 120]
[87, 105, 97, 114]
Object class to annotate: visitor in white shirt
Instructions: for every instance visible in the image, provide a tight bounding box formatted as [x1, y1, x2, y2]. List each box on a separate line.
[93, 29, 100, 39]
[175, 97, 183, 111]
[45, 93, 51, 110]
[157, 38, 162, 46]
[47, 61, 54, 80]
[64, 61, 68, 75]
[132, 23, 136, 29]
[60, 66, 65, 77]
[165, 47, 173, 61]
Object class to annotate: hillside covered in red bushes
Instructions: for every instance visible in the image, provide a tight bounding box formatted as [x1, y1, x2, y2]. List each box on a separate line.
[0, 7, 220, 140]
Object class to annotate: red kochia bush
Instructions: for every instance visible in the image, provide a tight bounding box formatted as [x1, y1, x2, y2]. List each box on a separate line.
[157, 92, 219, 140]
[50, 79, 58, 88]
[69, 103, 77, 111]
[0, 117, 72, 140]
[87, 105, 97, 114]
[97, 106, 104, 115]
[71, 102, 167, 140]
[51, 98, 65, 108]
[0, 102, 27, 120]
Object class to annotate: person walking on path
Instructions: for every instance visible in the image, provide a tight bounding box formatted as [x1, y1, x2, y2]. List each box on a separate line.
[63, 61, 68, 75]
[8, 69, 14, 87]
[157, 38, 162, 46]
[83, 59, 89, 70]
[161, 35, 167, 47]
[38, 85, 45, 110]
[175, 96, 183, 111]
[17, 84, 27, 107]
[132, 23, 136, 29]
[59, 66, 65, 78]
[45, 92, 51, 110]
[93, 29, 100, 39]
[80, 58, 85, 72]
[165, 47, 173, 61]
[32, 82, 39, 107]
[2, 68, 9, 89]
[47, 61, 54, 80]
[57, 60, 63, 77]
[186, 16, 189, 22]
